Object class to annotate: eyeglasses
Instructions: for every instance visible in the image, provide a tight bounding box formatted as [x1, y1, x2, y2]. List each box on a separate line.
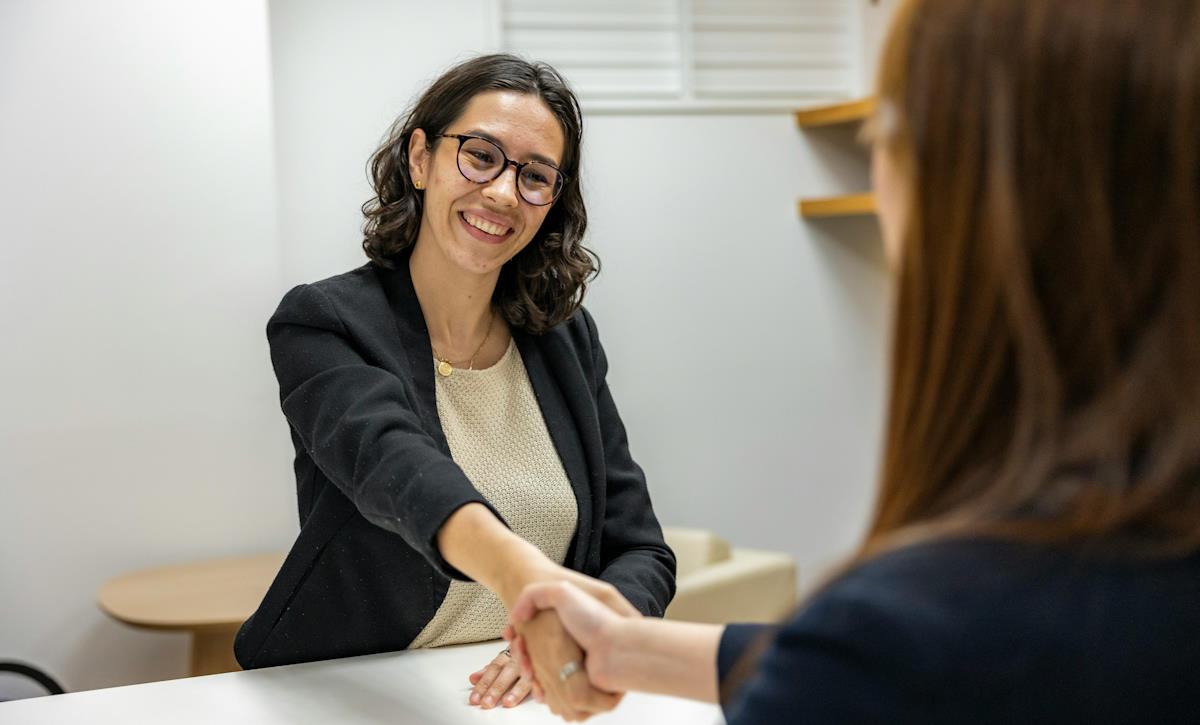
[435, 133, 567, 206]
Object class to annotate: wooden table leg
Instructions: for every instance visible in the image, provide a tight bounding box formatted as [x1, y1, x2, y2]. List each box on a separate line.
[190, 629, 241, 677]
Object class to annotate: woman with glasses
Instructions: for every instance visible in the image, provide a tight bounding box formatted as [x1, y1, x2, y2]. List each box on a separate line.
[507, 0, 1200, 721]
[234, 54, 674, 715]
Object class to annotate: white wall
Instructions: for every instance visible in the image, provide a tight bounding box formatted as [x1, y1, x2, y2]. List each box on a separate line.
[859, 0, 903, 92]
[1, 0, 895, 694]
[0, 0, 292, 691]
[583, 115, 888, 583]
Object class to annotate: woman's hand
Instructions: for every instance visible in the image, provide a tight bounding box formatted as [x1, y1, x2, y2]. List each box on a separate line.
[515, 609, 622, 721]
[497, 569, 635, 721]
[491, 566, 636, 721]
[463, 562, 632, 712]
[466, 645, 532, 709]
[436, 503, 640, 716]
[506, 581, 626, 695]
[511, 582, 727, 706]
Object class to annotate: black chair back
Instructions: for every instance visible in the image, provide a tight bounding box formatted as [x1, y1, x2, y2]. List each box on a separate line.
[0, 661, 66, 701]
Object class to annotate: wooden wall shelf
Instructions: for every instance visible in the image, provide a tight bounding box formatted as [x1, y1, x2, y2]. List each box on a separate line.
[794, 96, 875, 128]
[798, 193, 876, 218]
[796, 96, 877, 220]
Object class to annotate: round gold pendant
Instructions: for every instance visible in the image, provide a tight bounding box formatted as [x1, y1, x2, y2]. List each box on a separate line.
[437, 360, 453, 377]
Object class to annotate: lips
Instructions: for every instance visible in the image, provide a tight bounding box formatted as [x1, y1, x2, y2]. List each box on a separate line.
[461, 212, 513, 237]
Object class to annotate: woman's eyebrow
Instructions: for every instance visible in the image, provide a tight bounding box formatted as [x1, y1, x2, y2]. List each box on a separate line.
[460, 128, 561, 167]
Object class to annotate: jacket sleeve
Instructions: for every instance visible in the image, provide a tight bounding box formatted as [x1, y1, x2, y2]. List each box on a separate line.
[268, 283, 501, 580]
[718, 623, 776, 683]
[581, 309, 678, 616]
[721, 578, 940, 723]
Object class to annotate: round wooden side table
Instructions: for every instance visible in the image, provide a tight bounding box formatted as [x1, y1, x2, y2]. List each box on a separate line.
[97, 552, 285, 677]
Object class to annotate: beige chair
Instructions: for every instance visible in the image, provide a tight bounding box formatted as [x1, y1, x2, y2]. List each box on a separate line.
[661, 526, 797, 624]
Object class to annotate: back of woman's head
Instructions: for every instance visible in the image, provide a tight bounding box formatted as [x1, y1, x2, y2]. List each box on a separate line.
[870, 0, 1200, 555]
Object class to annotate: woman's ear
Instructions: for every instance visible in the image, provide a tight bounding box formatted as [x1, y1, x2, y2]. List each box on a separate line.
[408, 128, 429, 187]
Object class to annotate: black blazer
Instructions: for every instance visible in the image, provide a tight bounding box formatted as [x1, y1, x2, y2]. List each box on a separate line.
[234, 261, 675, 669]
[716, 539, 1200, 723]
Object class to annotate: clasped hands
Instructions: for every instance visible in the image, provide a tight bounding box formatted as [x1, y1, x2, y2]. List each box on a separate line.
[508, 578, 633, 722]
[467, 569, 634, 721]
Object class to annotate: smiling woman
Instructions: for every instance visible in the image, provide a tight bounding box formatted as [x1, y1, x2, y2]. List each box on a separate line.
[233, 55, 676, 719]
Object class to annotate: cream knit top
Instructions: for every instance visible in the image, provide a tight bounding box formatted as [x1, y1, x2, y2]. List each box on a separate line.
[407, 339, 579, 648]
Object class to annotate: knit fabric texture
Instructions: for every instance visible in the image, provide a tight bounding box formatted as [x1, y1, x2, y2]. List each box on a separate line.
[408, 338, 579, 649]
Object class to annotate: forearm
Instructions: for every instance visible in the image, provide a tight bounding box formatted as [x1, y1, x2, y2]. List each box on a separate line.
[606, 618, 724, 703]
[437, 503, 554, 607]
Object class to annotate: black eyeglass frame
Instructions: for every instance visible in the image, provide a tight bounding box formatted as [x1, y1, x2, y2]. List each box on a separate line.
[433, 133, 568, 206]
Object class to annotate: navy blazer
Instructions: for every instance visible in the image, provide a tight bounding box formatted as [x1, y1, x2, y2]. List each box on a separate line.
[234, 261, 675, 669]
[717, 539, 1200, 723]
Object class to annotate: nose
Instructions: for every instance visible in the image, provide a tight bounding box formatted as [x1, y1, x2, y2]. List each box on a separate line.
[482, 162, 520, 207]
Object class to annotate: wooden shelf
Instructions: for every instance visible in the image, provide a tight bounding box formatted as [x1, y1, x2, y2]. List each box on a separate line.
[795, 98, 877, 220]
[797, 192, 876, 218]
[794, 96, 875, 128]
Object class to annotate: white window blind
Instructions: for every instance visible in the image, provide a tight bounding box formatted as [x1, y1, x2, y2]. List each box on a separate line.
[498, 0, 857, 112]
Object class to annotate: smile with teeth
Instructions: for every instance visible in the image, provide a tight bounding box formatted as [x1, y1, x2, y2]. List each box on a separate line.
[462, 212, 512, 237]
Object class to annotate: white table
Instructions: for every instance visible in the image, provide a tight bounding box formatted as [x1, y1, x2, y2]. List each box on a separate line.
[0, 641, 724, 724]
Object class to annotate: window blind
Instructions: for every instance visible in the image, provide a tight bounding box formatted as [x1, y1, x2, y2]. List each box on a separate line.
[499, 0, 856, 111]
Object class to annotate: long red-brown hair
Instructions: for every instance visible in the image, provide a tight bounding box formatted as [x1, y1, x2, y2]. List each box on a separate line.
[865, 0, 1200, 558]
[720, 2, 1200, 697]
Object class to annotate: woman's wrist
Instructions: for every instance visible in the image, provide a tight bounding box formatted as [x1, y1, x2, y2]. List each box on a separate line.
[600, 618, 724, 702]
[492, 539, 558, 608]
[436, 503, 556, 607]
[587, 612, 639, 693]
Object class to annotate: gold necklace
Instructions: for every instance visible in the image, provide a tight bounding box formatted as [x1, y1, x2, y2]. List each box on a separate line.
[432, 311, 495, 377]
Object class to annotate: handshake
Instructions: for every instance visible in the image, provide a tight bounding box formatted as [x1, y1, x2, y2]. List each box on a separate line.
[502, 578, 639, 721]
[466, 570, 646, 721]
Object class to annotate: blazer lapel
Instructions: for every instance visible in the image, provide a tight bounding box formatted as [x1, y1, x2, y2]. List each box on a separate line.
[374, 260, 450, 456]
[515, 331, 593, 572]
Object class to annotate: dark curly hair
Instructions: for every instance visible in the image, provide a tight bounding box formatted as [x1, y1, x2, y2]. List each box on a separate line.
[361, 54, 597, 335]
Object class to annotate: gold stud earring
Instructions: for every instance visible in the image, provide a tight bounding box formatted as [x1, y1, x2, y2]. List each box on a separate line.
[414, 180, 423, 190]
